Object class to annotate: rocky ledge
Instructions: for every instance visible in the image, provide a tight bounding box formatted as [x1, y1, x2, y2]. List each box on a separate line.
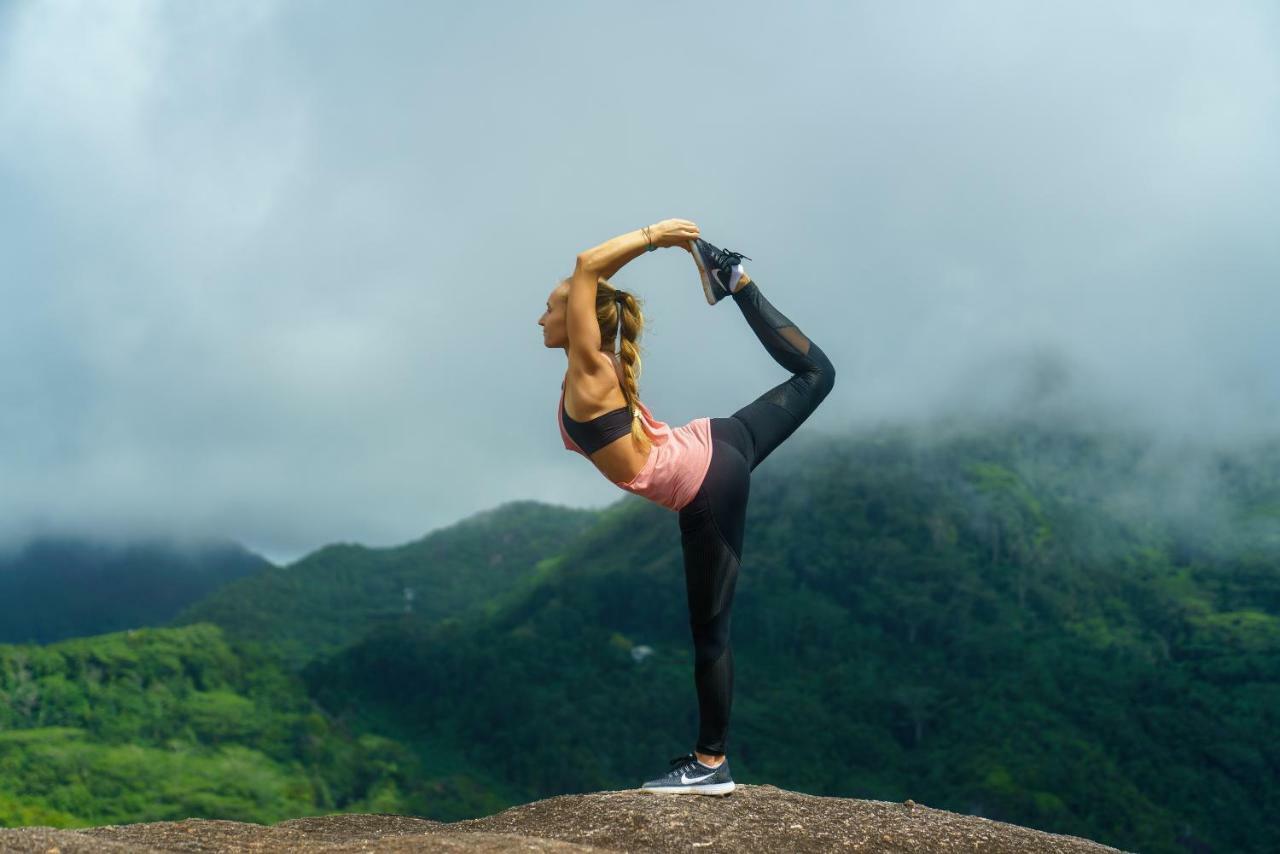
[0, 784, 1133, 853]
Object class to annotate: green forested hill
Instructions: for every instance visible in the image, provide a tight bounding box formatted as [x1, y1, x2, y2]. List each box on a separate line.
[0, 536, 270, 646]
[304, 422, 1280, 854]
[0, 623, 383, 826]
[2, 422, 1277, 853]
[0, 497, 605, 828]
[166, 501, 604, 670]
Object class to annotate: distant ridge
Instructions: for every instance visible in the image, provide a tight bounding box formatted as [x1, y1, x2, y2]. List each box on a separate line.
[0, 534, 271, 645]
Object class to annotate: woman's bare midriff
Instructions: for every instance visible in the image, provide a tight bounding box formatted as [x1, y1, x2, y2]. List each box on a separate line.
[564, 352, 652, 485]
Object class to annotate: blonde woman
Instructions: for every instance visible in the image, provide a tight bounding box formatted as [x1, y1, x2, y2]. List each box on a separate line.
[540, 219, 835, 795]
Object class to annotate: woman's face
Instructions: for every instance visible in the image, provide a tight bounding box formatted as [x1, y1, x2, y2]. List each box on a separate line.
[539, 281, 570, 349]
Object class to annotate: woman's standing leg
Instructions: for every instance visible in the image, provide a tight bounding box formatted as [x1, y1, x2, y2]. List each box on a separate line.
[678, 423, 751, 760]
[671, 261, 834, 763]
[726, 278, 836, 471]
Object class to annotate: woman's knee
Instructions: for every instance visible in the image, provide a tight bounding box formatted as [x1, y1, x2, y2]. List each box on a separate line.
[691, 609, 733, 667]
[783, 349, 833, 417]
[684, 536, 740, 623]
[808, 342, 835, 400]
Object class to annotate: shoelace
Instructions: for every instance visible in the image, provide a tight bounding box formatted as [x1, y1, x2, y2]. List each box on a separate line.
[667, 752, 699, 777]
[714, 247, 752, 273]
[666, 752, 723, 780]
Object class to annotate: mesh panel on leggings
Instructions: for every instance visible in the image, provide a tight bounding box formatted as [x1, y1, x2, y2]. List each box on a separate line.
[777, 325, 811, 355]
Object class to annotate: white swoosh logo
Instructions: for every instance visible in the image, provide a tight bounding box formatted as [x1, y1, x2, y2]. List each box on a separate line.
[681, 770, 716, 784]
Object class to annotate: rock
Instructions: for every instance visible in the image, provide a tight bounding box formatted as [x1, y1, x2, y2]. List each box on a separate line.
[0, 785, 1137, 853]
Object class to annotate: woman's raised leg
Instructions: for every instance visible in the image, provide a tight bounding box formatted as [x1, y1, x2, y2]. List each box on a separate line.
[727, 278, 835, 470]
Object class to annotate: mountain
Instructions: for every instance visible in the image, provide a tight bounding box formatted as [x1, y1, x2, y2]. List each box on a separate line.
[167, 501, 604, 670]
[0, 535, 271, 645]
[0, 500, 627, 830]
[1, 420, 1276, 853]
[301, 421, 1280, 854]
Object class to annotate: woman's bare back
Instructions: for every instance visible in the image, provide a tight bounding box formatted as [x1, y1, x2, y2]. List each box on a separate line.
[563, 351, 652, 484]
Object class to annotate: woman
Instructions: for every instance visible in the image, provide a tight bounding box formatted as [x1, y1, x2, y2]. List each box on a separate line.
[539, 219, 836, 796]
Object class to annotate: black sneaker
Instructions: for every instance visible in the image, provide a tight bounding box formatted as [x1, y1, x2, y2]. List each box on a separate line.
[689, 238, 752, 305]
[638, 752, 735, 796]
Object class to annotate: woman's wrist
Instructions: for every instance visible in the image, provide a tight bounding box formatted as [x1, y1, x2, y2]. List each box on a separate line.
[642, 224, 657, 252]
[579, 227, 655, 277]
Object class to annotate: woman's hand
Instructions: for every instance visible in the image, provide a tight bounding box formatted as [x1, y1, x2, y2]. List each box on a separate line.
[648, 218, 700, 249]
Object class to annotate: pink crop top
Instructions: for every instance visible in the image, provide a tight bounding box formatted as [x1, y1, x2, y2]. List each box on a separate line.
[558, 379, 713, 512]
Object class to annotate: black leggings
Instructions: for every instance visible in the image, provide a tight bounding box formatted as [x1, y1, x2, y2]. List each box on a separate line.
[677, 279, 835, 757]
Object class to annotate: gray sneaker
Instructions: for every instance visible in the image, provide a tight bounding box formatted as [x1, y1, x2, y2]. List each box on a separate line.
[639, 752, 735, 796]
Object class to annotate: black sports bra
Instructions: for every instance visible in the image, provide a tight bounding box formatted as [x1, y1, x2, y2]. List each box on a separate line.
[561, 395, 633, 455]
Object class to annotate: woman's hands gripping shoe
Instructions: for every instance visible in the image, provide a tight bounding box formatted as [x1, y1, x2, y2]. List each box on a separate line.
[648, 218, 700, 249]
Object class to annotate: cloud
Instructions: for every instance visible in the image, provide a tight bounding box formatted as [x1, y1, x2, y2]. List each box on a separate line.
[1, 0, 1277, 564]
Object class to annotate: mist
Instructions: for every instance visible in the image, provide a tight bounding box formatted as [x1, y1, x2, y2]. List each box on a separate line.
[1, 0, 1276, 564]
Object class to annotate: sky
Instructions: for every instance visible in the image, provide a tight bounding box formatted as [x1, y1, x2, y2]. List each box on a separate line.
[1, 0, 1277, 566]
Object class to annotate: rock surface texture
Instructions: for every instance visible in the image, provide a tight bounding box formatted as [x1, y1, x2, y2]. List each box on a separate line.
[0, 785, 1135, 853]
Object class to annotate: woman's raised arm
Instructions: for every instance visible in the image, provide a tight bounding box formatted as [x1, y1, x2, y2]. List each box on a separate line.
[577, 219, 700, 279]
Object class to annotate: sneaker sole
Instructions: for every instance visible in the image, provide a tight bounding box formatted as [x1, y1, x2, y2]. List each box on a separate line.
[638, 781, 736, 796]
[688, 241, 724, 305]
